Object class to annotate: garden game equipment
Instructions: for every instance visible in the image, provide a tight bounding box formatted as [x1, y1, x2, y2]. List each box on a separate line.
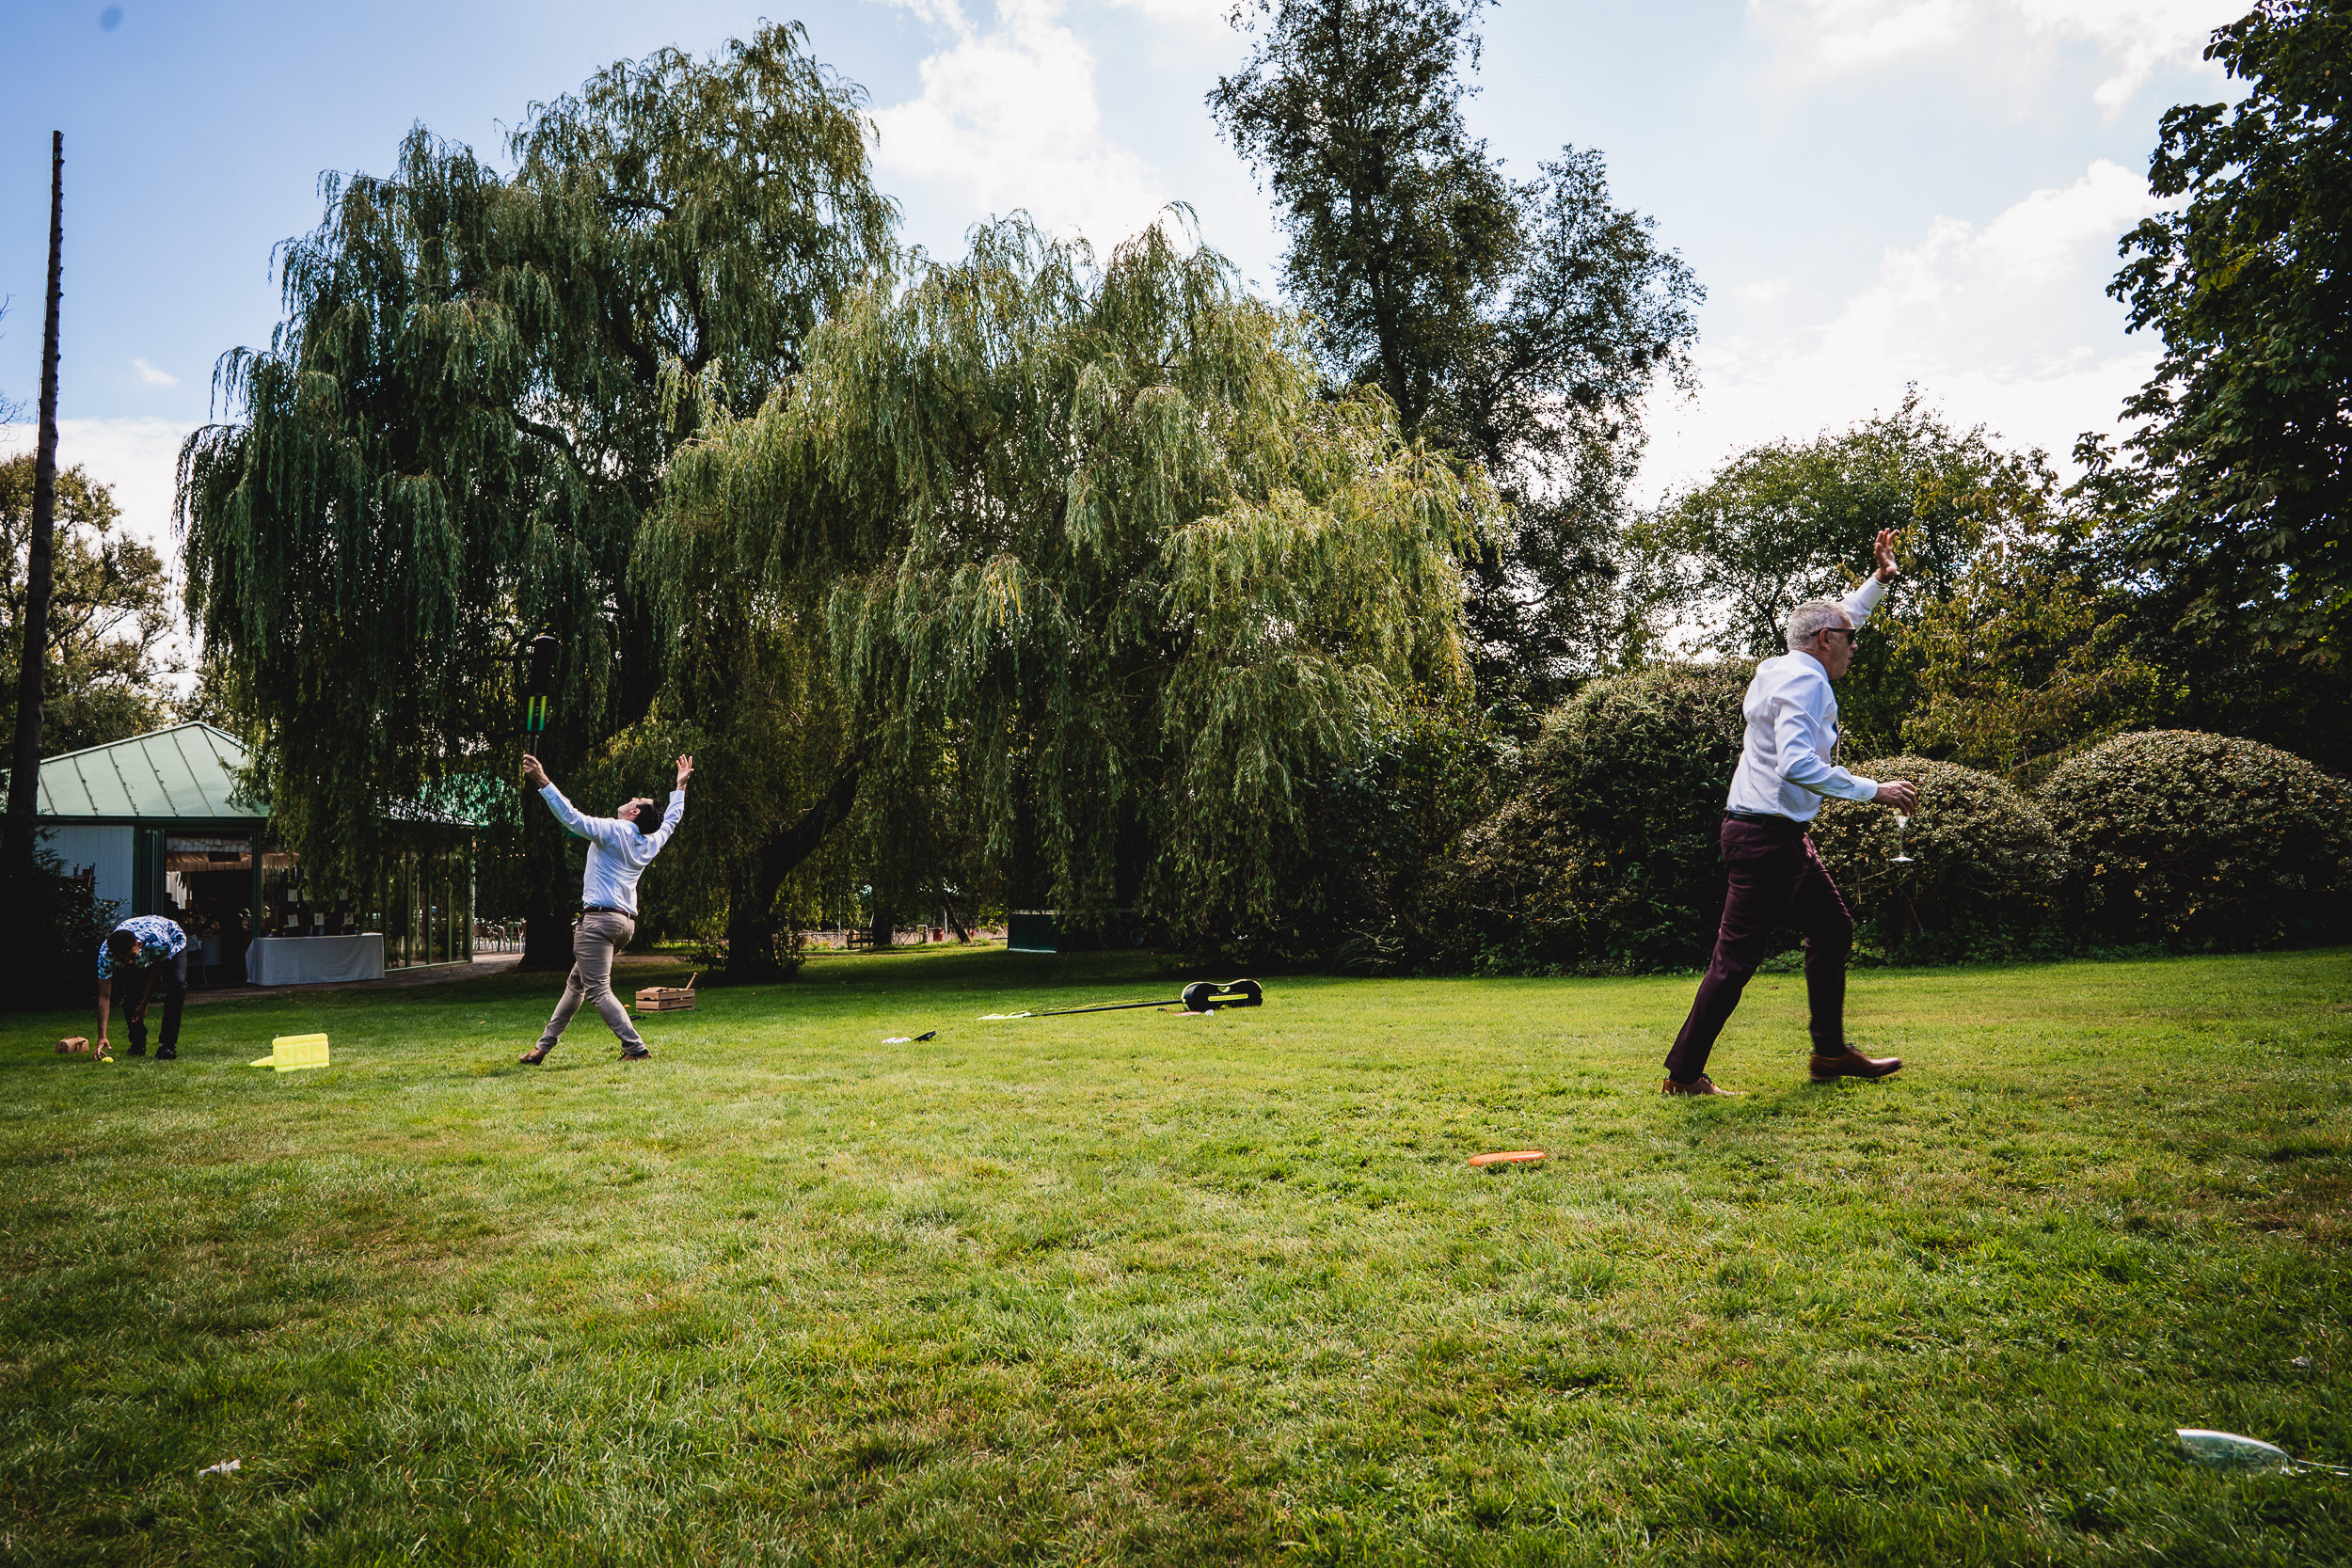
[250, 1033, 331, 1072]
[634, 974, 699, 1015]
[1467, 1150, 1547, 1167]
[981, 978, 1263, 1020]
[519, 633, 558, 738]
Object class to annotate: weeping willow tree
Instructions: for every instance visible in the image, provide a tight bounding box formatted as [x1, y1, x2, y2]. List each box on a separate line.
[177, 24, 895, 964]
[644, 215, 1500, 956]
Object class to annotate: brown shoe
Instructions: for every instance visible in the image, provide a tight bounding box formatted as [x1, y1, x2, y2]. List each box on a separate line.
[1661, 1075, 1740, 1097]
[519, 1044, 551, 1065]
[1809, 1049, 1901, 1083]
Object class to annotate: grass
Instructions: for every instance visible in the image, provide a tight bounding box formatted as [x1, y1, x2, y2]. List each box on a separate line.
[3, 944, 2348, 1565]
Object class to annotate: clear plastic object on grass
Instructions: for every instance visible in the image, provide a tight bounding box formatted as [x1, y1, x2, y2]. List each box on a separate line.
[2177, 1429, 2351, 1474]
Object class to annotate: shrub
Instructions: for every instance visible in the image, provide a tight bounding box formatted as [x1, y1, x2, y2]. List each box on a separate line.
[2035, 730, 2352, 949]
[1811, 756, 2069, 962]
[1434, 663, 1747, 973]
[1160, 705, 1512, 970]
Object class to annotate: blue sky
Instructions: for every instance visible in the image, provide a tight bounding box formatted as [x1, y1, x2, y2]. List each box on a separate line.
[1, 0, 2244, 573]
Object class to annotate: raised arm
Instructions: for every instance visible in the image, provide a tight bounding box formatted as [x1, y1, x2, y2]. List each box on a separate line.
[641, 756, 692, 855]
[523, 754, 628, 848]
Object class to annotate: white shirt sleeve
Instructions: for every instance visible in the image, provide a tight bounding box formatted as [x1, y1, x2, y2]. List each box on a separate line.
[1842, 573, 1888, 627]
[539, 784, 630, 851]
[641, 790, 686, 858]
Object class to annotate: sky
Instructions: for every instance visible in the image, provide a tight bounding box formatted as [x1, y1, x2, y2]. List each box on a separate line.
[0, 0, 2246, 602]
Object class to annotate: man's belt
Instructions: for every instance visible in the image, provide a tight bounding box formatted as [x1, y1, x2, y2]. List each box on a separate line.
[580, 904, 634, 917]
[1725, 808, 1804, 829]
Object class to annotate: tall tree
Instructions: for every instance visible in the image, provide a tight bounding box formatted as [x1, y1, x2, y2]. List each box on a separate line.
[644, 217, 1501, 948]
[8, 133, 65, 861]
[0, 459, 183, 754]
[1635, 397, 2057, 755]
[2077, 0, 2351, 664]
[179, 25, 895, 965]
[1210, 0, 1699, 705]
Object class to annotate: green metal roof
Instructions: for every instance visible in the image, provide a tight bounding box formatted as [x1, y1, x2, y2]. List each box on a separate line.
[33, 723, 265, 822]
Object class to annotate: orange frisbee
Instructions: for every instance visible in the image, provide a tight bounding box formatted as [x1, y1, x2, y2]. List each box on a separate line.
[1468, 1149, 1547, 1167]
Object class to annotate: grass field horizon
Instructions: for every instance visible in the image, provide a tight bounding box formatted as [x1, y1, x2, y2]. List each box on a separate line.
[5, 944, 2347, 1564]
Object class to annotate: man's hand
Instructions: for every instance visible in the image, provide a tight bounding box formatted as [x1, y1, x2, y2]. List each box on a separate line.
[1874, 780, 1919, 811]
[1873, 528, 1903, 583]
[522, 753, 549, 790]
[675, 753, 694, 790]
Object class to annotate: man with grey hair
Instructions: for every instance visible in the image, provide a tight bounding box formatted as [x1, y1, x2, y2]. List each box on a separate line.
[517, 752, 692, 1065]
[1662, 529, 1920, 1096]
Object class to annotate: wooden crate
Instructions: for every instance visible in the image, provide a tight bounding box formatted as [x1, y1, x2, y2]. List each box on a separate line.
[634, 974, 698, 1014]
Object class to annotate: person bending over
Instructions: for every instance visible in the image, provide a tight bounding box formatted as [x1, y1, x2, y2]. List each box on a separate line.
[1662, 529, 1921, 1097]
[518, 752, 692, 1065]
[95, 914, 189, 1060]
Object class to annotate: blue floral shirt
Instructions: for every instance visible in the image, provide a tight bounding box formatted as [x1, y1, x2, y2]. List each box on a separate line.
[96, 915, 186, 978]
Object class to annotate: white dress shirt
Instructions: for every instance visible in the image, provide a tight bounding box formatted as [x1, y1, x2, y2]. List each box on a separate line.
[1724, 577, 1888, 823]
[540, 784, 686, 916]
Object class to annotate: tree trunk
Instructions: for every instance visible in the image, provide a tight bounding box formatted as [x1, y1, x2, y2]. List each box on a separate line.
[723, 757, 863, 980]
[867, 895, 890, 956]
[517, 811, 573, 971]
[6, 133, 64, 866]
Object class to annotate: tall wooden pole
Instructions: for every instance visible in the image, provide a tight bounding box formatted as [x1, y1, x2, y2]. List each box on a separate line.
[6, 132, 64, 848]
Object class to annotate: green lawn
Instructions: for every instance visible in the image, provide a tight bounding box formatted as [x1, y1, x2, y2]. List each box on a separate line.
[4, 946, 2348, 1565]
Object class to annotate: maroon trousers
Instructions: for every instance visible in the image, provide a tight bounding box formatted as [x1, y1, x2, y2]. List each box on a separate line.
[1665, 816, 1854, 1083]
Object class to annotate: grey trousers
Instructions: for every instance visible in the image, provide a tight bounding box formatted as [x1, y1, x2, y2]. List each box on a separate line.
[535, 910, 644, 1052]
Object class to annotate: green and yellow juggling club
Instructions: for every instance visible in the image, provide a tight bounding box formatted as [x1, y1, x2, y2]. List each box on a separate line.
[521, 634, 558, 739]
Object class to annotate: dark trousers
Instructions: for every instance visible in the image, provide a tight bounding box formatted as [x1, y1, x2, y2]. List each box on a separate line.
[126, 950, 189, 1051]
[1665, 817, 1854, 1083]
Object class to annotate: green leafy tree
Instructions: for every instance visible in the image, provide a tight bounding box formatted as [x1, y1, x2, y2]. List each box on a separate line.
[645, 217, 1501, 952]
[1635, 397, 2055, 754]
[1894, 526, 2162, 785]
[2078, 0, 2351, 664]
[178, 24, 895, 965]
[1210, 0, 1699, 705]
[0, 457, 181, 754]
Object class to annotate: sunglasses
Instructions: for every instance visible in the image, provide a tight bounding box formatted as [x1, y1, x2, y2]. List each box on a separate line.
[1817, 627, 1861, 646]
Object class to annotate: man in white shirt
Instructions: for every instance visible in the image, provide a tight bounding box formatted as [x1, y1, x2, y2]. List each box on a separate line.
[1663, 531, 1920, 1097]
[517, 752, 692, 1064]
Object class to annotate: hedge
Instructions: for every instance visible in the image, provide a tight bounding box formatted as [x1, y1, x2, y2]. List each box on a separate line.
[1434, 663, 1747, 973]
[2036, 730, 2352, 950]
[1811, 756, 2069, 962]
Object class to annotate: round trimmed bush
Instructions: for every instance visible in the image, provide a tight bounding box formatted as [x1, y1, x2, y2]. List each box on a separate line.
[1436, 662, 1748, 972]
[2035, 730, 2352, 949]
[1811, 757, 2069, 962]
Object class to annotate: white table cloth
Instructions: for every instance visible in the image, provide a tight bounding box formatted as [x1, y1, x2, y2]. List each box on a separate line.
[248, 933, 387, 986]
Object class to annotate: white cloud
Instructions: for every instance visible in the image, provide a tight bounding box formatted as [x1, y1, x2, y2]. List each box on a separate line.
[1639, 161, 2162, 501]
[130, 357, 178, 387]
[1751, 0, 2239, 107]
[871, 0, 1176, 250]
[1102, 0, 1232, 32]
[1, 416, 199, 689]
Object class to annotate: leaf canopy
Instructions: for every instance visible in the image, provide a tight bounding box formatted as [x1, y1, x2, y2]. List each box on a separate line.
[648, 216, 1501, 932]
[177, 24, 895, 885]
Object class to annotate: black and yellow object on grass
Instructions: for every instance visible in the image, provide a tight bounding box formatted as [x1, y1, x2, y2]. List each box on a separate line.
[980, 978, 1263, 1021]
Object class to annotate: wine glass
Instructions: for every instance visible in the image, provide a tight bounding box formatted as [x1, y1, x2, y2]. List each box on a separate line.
[1891, 812, 1915, 864]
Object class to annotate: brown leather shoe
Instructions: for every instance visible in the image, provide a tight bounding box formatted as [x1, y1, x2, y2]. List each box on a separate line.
[1661, 1075, 1740, 1097]
[519, 1044, 551, 1065]
[1809, 1049, 1901, 1083]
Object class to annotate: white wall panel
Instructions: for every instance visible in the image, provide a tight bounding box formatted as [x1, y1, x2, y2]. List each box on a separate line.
[41, 824, 134, 915]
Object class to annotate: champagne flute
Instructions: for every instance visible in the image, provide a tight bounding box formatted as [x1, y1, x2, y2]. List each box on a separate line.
[1891, 811, 1915, 864]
